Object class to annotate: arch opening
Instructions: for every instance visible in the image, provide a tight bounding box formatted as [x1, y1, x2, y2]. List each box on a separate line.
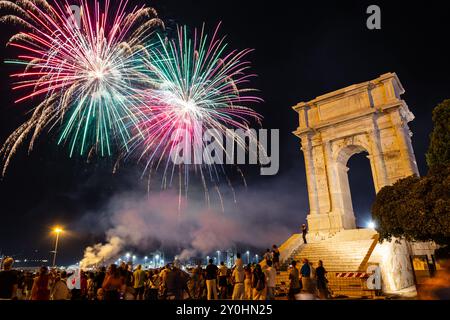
[333, 144, 374, 230]
[347, 152, 376, 228]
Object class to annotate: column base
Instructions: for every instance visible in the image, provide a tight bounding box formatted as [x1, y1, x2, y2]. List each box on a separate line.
[306, 212, 356, 240]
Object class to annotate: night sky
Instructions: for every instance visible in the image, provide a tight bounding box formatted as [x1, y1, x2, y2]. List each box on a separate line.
[1, 0, 450, 265]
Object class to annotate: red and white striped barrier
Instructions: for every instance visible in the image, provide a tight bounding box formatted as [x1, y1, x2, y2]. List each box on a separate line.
[335, 272, 370, 278]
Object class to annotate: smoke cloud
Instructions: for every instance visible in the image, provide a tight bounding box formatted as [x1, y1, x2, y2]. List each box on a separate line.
[79, 173, 307, 267]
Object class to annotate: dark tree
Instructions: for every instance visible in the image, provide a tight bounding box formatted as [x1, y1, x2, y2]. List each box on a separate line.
[372, 100, 450, 245]
[426, 99, 450, 169]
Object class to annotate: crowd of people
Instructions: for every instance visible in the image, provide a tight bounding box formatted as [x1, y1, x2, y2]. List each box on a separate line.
[286, 258, 330, 300]
[0, 244, 331, 301]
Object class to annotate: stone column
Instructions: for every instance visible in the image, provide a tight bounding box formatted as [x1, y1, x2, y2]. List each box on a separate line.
[390, 111, 420, 177]
[300, 134, 319, 216]
[368, 119, 389, 191]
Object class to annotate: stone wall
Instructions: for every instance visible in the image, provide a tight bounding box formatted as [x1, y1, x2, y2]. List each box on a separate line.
[369, 240, 415, 292]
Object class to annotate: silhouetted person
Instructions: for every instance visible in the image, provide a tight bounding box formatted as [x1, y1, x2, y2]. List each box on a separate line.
[251, 264, 265, 300]
[316, 260, 330, 299]
[302, 224, 308, 244]
[94, 267, 106, 294]
[218, 262, 228, 299]
[102, 264, 123, 300]
[288, 261, 300, 300]
[0, 257, 18, 300]
[31, 266, 50, 300]
[272, 245, 280, 270]
[205, 259, 218, 300]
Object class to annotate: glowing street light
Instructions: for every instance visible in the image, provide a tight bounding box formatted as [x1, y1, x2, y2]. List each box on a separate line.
[217, 250, 221, 264]
[246, 251, 250, 264]
[132, 255, 136, 262]
[367, 221, 376, 229]
[255, 254, 259, 263]
[52, 227, 64, 267]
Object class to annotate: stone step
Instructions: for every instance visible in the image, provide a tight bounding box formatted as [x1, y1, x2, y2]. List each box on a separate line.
[274, 229, 379, 298]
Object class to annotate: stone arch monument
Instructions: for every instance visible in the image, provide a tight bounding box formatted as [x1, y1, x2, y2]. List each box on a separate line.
[293, 73, 419, 237]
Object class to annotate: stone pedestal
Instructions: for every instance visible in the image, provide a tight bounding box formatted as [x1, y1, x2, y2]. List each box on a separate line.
[370, 240, 416, 292]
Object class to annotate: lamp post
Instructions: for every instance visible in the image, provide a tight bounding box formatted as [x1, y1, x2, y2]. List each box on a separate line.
[52, 227, 63, 267]
[217, 250, 221, 264]
[255, 254, 259, 263]
[144, 256, 148, 267]
[246, 251, 250, 264]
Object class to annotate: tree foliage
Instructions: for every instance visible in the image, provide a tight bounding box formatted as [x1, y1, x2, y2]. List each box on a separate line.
[372, 167, 450, 245]
[426, 99, 450, 169]
[372, 100, 450, 245]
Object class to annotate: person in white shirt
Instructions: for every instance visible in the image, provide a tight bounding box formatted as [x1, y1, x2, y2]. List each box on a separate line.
[231, 266, 245, 300]
[265, 260, 277, 300]
[51, 271, 70, 300]
[234, 253, 244, 272]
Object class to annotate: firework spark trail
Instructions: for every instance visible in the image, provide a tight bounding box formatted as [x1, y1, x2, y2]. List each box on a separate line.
[130, 24, 263, 198]
[0, 0, 164, 175]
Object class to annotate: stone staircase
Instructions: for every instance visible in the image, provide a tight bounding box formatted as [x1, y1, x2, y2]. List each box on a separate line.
[275, 229, 379, 298]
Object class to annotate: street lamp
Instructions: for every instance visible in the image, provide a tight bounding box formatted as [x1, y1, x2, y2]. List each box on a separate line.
[217, 250, 221, 264]
[246, 251, 250, 264]
[52, 227, 63, 267]
[144, 256, 148, 266]
[155, 255, 160, 268]
[255, 254, 259, 263]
